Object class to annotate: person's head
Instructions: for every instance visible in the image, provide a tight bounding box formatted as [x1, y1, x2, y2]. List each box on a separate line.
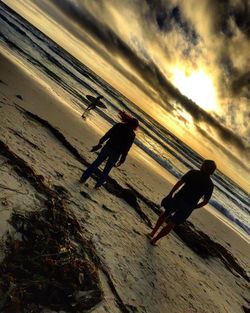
[118, 111, 139, 130]
[97, 95, 104, 100]
[201, 160, 216, 175]
[127, 118, 139, 130]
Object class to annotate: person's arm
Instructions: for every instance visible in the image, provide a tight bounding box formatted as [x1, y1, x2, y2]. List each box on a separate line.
[99, 126, 115, 144]
[195, 198, 210, 209]
[91, 124, 116, 152]
[168, 180, 184, 197]
[195, 184, 214, 209]
[116, 134, 134, 167]
[168, 170, 194, 197]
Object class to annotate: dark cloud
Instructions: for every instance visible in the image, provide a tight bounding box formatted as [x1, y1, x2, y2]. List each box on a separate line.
[231, 71, 250, 97]
[196, 125, 250, 172]
[149, 3, 199, 44]
[37, 0, 250, 158]
[230, 0, 250, 36]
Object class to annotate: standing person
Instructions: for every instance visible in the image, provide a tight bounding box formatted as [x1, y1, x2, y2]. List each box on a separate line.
[80, 111, 139, 188]
[82, 95, 104, 118]
[147, 160, 216, 245]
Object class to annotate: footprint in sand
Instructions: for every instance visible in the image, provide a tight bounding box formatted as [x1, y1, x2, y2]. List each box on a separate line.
[15, 95, 23, 100]
[0, 79, 8, 86]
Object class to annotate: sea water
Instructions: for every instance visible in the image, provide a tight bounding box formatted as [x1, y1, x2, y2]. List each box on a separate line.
[0, 2, 249, 238]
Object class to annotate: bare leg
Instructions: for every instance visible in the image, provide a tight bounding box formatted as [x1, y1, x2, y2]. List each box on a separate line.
[82, 104, 95, 117]
[82, 106, 89, 116]
[151, 222, 175, 245]
[82, 108, 90, 117]
[148, 212, 166, 238]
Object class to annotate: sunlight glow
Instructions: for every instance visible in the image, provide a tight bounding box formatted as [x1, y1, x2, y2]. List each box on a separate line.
[171, 69, 218, 111]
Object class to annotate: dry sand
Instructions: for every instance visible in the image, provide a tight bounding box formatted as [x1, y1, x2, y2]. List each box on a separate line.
[0, 50, 249, 313]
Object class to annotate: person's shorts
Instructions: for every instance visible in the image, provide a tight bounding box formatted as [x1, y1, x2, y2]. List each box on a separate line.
[163, 197, 195, 225]
[162, 196, 177, 217]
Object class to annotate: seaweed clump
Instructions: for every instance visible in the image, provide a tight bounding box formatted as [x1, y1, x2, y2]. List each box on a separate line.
[0, 197, 103, 312]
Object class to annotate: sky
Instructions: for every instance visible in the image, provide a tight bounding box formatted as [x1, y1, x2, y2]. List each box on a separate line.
[3, 0, 250, 191]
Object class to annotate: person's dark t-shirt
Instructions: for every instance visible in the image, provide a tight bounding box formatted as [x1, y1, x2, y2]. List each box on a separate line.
[100, 123, 135, 161]
[175, 170, 214, 207]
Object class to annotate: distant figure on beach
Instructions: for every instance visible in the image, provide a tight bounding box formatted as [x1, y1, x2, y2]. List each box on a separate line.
[147, 160, 216, 246]
[80, 111, 139, 188]
[82, 95, 104, 118]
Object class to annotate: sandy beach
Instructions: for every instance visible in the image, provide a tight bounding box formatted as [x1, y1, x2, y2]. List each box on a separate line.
[0, 50, 250, 313]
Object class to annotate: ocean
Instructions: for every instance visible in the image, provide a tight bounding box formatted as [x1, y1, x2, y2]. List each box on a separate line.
[0, 2, 249, 238]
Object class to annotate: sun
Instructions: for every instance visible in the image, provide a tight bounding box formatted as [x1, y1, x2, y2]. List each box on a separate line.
[170, 69, 218, 111]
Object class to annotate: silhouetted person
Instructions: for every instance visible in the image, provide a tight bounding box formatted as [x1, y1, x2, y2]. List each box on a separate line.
[147, 160, 216, 245]
[82, 95, 104, 118]
[80, 111, 139, 188]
